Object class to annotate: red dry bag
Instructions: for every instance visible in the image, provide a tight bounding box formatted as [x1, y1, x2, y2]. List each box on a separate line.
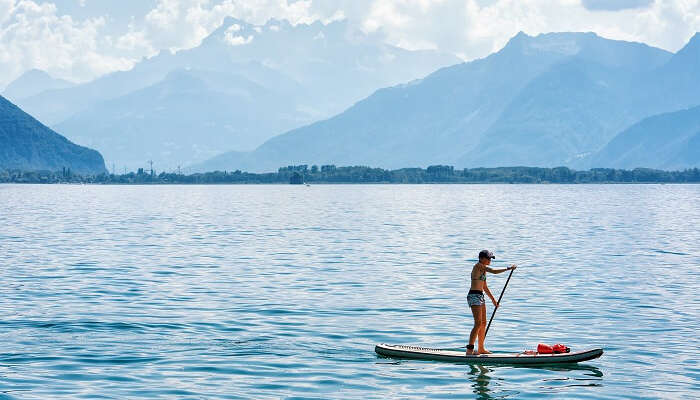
[537, 343, 571, 354]
[552, 343, 571, 353]
[537, 343, 553, 354]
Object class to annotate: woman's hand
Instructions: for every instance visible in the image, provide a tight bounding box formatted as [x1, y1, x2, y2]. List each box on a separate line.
[508, 264, 517, 271]
[491, 298, 499, 307]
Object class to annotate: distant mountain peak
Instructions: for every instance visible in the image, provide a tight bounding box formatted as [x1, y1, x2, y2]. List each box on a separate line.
[679, 31, 700, 53]
[497, 31, 671, 71]
[503, 30, 529, 47]
[209, 17, 345, 48]
[667, 31, 700, 67]
[217, 16, 335, 35]
[214, 17, 257, 43]
[3, 68, 74, 102]
[502, 31, 589, 56]
[19, 69, 53, 79]
[221, 16, 249, 27]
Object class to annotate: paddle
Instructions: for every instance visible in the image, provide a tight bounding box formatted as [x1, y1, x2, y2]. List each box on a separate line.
[484, 267, 515, 338]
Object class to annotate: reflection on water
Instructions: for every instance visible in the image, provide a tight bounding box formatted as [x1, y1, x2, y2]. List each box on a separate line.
[469, 364, 497, 399]
[468, 364, 603, 400]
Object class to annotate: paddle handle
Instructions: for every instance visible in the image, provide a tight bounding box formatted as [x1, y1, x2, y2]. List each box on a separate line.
[484, 267, 514, 338]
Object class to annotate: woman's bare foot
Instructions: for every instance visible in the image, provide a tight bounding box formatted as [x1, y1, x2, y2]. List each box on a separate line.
[478, 349, 492, 354]
[466, 349, 475, 355]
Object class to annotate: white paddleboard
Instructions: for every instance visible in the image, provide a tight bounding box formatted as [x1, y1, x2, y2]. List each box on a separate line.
[375, 343, 603, 364]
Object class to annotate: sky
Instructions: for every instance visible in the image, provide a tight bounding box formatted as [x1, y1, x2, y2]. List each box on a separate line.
[1, 0, 699, 87]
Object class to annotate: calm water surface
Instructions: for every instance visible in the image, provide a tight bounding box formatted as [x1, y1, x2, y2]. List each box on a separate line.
[0, 184, 698, 399]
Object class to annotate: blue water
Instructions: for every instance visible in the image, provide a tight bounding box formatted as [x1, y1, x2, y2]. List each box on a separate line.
[1, 184, 698, 399]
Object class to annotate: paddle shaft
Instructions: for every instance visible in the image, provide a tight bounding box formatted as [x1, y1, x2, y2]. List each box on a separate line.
[484, 268, 514, 338]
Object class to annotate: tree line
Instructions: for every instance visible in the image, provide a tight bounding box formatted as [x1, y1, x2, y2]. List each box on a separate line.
[2, 165, 700, 184]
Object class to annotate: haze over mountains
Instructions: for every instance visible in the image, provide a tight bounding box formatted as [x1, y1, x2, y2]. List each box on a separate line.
[592, 105, 700, 170]
[199, 31, 700, 172]
[5, 19, 699, 174]
[7, 18, 458, 171]
[2, 70, 74, 103]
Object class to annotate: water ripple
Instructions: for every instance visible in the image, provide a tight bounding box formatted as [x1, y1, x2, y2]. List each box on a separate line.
[0, 184, 698, 398]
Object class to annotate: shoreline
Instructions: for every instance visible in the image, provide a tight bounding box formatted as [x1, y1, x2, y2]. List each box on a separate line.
[2, 181, 699, 185]
[2, 165, 699, 184]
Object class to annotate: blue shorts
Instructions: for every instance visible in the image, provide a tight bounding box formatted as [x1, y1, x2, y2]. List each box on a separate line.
[467, 290, 485, 307]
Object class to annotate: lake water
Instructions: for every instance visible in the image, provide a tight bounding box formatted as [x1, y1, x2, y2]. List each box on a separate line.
[1, 184, 698, 399]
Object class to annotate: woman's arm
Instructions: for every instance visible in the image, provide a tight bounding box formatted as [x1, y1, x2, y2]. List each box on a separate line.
[485, 265, 517, 274]
[483, 281, 498, 306]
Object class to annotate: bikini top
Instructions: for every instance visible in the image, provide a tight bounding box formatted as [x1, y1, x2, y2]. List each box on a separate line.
[472, 263, 486, 281]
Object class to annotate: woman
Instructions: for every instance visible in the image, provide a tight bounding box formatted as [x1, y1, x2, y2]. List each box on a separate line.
[467, 250, 516, 355]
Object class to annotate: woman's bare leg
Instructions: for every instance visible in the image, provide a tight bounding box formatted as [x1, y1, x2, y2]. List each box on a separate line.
[467, 305, 482, 354]
[478, 306, 492, 354]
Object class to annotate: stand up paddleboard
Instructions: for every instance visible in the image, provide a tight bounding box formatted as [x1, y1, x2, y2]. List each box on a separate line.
[375, 344, 603, 365]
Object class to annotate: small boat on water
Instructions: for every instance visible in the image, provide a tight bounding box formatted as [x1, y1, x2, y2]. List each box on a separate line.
[375, 343, 603, 365]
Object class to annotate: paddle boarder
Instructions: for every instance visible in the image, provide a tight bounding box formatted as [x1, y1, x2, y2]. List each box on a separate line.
[466, 250, 516, 355]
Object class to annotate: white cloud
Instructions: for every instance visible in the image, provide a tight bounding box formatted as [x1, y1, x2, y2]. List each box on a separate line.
[0, 0, 325, 87]
[0, 0, 133, 86]
[1, 0, 699, 87]
[131, 0, 324, 53]
[312, 0, 700, 60]
[225, 33, 253, 45]
[224, 24, 252, 45]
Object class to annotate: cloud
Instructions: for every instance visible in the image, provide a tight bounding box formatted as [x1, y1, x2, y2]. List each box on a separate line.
[0, 0, 326, 87]
[224, 34, 253, 45]
[0, 0, 134, 86]
[224, 24, 253, 45]
[307, 0, 700, 60]
[582, 0, 653, 11]
[130, 0, 325, 53]
[2, 0, 699, 88]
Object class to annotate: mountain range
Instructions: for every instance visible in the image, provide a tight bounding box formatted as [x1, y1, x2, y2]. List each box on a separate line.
[196, 31, 700, 172]
[8, 18, 458, 171]
[0, 95, 106, 174]
[7, 24, 699, 173]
